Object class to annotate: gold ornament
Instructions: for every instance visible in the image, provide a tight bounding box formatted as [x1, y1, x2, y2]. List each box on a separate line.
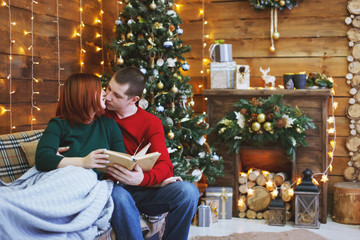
[149, 1, 156, 10]
[127, 32, 133, 39]
[167, 130, 175, 139]
[251, 122, 261, 132]
[269, 45, 275, 53]
[296, 127, 302, 133]
[171, 85, 178, 94]
[273, 31, 280, 40]
[257, 113, 266, 123]
[157, 81, 164, 89]
[263, 122, 273, 132]
[117, 56, 124, 65]
[279, 0, 285, 6]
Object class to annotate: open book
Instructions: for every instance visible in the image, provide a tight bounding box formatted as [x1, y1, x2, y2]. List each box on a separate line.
[97, 143, 161, 173]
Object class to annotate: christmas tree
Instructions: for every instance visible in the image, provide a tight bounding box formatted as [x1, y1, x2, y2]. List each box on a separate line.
[102, 0, 223, 183]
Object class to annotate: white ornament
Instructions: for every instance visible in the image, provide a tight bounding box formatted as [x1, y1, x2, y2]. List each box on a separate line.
[260, 67, 276, 88]
[166, 58, 177, 67]
[181, 61, 190, 71]
[127, 19, 135, 25]
[349, 152, 354, 156]
[153, 69, 159, 76]
[115, 18, 123, 25]
[349, 98, 356, 104]
[347, 80, 351, 85]
[351, 119, 355, 123]
[176, 27, 183, 35]
[348, 55, 354, 62]
[350, 124, 355, 129]
[351, 14, 355, 18]
[191, 169, 203, 182]
[350, 88, 357, 95]
[346, 73, 353, 79]
[345, 17, 352, 25]
[167, 10, 177, 17]
[348, 161, 353, 166]
[138, 99, 149, 109]
[197, 136, 206, 146]
[163, 39, 173, 48]
[349, 41, 355, 47]
[350, 129, 357, 135]
[140, 67, 147, 74]
[156, 58, 164, 66]
[212, 152, 220, 161]
[156, 104, 164, 112]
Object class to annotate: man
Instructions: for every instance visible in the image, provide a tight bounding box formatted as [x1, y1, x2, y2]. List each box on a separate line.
[104, 66, 199, 240]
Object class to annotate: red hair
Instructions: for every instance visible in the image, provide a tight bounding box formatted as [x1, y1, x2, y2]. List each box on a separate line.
[56, 73, 104, 126]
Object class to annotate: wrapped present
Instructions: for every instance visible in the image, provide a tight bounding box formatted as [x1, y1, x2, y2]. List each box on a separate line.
[210, 62, 236, 89]
[235, 65, 250, 89]
[200, 197, 219, 223]
[209, 44, 233, 62]
[206, 187, 233, 219]
[197, 203, 211, 227]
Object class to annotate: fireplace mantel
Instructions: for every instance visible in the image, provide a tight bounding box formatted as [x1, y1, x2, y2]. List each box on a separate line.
[203, 89, 331, 223]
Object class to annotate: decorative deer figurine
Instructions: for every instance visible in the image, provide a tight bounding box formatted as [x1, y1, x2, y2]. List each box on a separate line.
[260, 67, 276, 88]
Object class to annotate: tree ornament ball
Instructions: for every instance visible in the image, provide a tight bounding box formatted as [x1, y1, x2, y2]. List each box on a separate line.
[296, 127, 302, 133]
[167, 131, 175, 139]
[251, 122, 261, 132]
[149, 2, 156, 10]
[279, 0, 285, 6]
[273, 31, 280, 40]
[157, 81, 164, 89]
[127, 32, 133, 39]
[171, 85, 179, 94]
[263, 122, 273, 132]
[269, 45, 276, 53]
[164, 117, 174, 127]
[257, 113, 266, 123]
[117, 57, 124, 65]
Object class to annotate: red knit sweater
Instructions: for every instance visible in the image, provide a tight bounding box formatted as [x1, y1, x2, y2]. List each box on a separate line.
[105, 107, 173, 186]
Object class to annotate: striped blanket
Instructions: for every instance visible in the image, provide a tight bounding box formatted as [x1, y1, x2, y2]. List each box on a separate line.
[0, 166, 114, 240]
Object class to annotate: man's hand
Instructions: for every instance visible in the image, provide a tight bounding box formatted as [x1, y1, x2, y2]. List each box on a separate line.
[107, 163, 144, 186]
[57, 146, 70, 156]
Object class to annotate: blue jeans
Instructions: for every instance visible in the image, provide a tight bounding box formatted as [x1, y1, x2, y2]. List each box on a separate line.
[111, 181, 199, 240]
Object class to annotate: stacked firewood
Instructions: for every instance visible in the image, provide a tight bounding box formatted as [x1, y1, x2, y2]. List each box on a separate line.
[237, 169, 293, 220]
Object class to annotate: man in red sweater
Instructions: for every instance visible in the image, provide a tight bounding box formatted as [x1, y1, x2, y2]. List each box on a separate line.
[104, 66, 199, 240]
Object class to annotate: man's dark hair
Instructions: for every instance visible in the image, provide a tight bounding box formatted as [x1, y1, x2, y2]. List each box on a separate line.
[113, 66, 146, 98]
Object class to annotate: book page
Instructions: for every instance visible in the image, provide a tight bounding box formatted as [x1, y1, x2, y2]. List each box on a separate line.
[134, 142, 151, 157]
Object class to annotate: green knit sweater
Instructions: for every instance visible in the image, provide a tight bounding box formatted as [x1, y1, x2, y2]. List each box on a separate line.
[35, 115, 126, 179]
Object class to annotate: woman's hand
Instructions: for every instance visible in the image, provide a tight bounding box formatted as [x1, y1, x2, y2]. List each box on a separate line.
[157, 176, 183, 187]
[82, 149, 109, 169]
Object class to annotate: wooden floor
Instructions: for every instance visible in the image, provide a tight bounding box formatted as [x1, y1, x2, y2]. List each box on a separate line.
[189, 216, 360, 240]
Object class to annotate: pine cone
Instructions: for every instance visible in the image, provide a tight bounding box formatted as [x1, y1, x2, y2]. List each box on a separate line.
[266, 113, 274, 121]
[202, 142, 212, 154]
[240, 108, 247, 115]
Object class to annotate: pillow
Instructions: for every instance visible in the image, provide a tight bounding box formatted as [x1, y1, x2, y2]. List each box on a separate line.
[19, 141, 39, 167]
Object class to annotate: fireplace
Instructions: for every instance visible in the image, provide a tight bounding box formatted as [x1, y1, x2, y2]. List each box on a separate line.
[203, 89, 331, 223]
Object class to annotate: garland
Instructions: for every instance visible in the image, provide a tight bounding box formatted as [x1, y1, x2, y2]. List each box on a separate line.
[249, 0, 298, 11]
[215, 95, 316, 161]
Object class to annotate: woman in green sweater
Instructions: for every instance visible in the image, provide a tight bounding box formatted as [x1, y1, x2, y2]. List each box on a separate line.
[35, 73, 126, 179]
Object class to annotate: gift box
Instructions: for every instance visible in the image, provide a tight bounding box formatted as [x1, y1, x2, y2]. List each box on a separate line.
[197, 203, 211, 227]
[210, 44, 232, 62]
[235, 65, 250, 89]
[205, 187, 233, 219]
[210, 62, 236, 89]
[200, 198, 219, 223]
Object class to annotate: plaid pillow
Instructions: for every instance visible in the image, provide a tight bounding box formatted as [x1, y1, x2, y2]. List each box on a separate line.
[0, 130, 43, 183]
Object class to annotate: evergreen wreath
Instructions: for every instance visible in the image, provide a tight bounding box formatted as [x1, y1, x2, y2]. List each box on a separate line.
[215, 95, 315, 161]
[249, 0, 298, 11]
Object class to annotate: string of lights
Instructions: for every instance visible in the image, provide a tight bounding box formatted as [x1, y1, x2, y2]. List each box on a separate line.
[100, 0, 105, 72]
[79, 0, 84, 72]
[55, 0, 64, 101]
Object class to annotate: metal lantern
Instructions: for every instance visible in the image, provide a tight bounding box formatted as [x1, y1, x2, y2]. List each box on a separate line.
[294, 169, 320, 228]
[269, 195, 286, 226]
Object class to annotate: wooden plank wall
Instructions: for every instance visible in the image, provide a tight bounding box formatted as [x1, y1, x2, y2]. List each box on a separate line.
[0, 0, 118, 133]
[0, 0, 351, 212]
[178, 0, 350, 212]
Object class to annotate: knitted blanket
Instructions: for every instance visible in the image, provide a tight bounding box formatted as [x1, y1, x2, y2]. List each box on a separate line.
[0, 166, 114, 240]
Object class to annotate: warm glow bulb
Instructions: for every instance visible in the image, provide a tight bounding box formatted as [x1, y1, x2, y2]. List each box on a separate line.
[198, 84, 203, 88]
[0, 106, 9, 115]
[205, 35, 210, 38]
[199, 9, 204, 14]
[328, 77, 334, 83]
[328, 151, 334, 158]
[81, 49, 86, 53]
[296, 177, 302, 185]
[2, 1, 7, 6]
[330, 140, 335, 149]
[238, 199, 245, 207]
[96, 33, 101, 38]
[331, 89, 335, 95]
[200, 70, 204, 74]
[333, 102, 338, 109]
[34, 106, 41, 111]
[203, 43, 207, 47]
[204, 21, 208, 25]
[80, 7, 83, 12]
[266, 180, 273, 188]
[321, 174, 329, 183]
[262, 171, 270, 177]
[327, 116, 335, 124]
[247, 188, 254, 196]
[288, 188, 294, 197]
[312, 178, 319, 186]
[80, 61, 84, 66]
[271, 189, 278, 198]
[96, 47, 102, 52]
[100, 10, 104, 14]
[328, 128, 335, 134]
[12, 22, 16, 25]
[24, 31, 30, 35]
[100, 61, 104, 65]
[204, 97, 208, 101]
[329, 164, 333, 172]
[247, 169, 253, 174]
[240, 172, 247, 177]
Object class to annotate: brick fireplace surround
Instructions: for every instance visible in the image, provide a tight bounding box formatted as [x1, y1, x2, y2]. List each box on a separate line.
[203, 89, 331, 223]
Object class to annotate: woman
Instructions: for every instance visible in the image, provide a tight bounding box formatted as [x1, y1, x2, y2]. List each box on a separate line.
[0, 73, 125, 239]
[35, 73, 125, 177]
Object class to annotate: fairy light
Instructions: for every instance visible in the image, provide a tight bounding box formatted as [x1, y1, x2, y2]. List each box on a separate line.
[247, 188, 254, 196]
[79, 0, 84, 72]
[238, 198, 245, 207]
[30, 0, 40, 130]
[55, 0, 64, 101]
[4, 0, 14, 132]
[99, 0, 104, 72]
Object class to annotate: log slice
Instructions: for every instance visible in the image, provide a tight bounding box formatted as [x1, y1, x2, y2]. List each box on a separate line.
[246, 186, 271, 212]
[333, 182, 360, 224]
